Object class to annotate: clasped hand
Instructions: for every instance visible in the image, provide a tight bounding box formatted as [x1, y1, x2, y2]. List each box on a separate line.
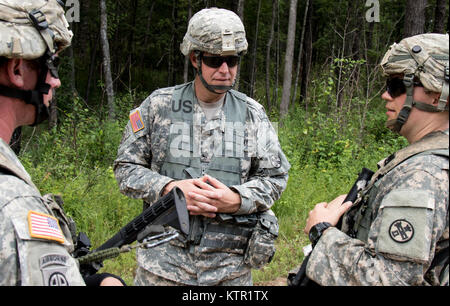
[303, 194, 353, 235]
[163, 175, 241, 218]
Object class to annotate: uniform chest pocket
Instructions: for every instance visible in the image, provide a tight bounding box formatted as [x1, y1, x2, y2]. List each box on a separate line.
[376, 189, 435, 263]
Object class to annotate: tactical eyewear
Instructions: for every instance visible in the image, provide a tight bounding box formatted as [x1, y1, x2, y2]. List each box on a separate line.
[42, 54, 60, 79]
[31, 54, 61, 79]
[202, 55, 240, 68]
[386, 77, 423, 98]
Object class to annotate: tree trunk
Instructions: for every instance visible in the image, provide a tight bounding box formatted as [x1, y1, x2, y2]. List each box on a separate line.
[139, 2, 155, 84]
[265, 0, 277, 113]
[280, 0, 298, 118]
[249, 0, 261, 98]
[49, 89, 58, 129]
[273, 0, 280, 106]
[183, 0, 193, 83]
[127, 0, 138, 89]
[291, 0, 310, 106]
[100, 0, 115, 120]
[168, 0, 178, 86]
[404, 0, 427, 37]
[234, 0, 245, 91]
[433, 0, 447, 33]
[300, 0, 313, 109]
[237, 0, 245, 21]
[85, 38, 98, 104]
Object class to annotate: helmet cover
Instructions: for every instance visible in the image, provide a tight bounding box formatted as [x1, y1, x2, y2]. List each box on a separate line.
[0, 0, 73, 59]
[380, 33, 449, 94]
[180, 7, 248, 56]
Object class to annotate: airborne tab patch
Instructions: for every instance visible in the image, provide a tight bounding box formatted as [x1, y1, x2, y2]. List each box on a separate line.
[130, 109, 145, 133]
[28, 211, 64, 244]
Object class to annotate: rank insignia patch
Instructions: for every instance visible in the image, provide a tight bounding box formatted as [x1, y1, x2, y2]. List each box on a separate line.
[130, 109, 145, 133]
[28, 211, 64, 244]
[389, 219, 414, 243]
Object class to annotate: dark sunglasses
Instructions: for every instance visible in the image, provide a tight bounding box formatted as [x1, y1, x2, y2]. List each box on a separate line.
[202, 55, 240, 68]
[386, 77, 423, 98]
[43, 54, 60, 79]
[31, 54, 60, 80]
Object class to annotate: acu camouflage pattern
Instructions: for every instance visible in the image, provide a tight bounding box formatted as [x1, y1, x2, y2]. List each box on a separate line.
[114, 81, 290, 285]
[180, 7, 248, 56]
[306, 130, 449, 285]
[380, 33, 449, 94]
[0, 0, 72, 59]
[0, 139, 85, 286]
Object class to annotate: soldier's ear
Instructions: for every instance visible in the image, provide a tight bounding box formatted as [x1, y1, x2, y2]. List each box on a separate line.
[6, 58, 26, 88]
[190, 52, 198, 69]
[430, 91, 445, 106]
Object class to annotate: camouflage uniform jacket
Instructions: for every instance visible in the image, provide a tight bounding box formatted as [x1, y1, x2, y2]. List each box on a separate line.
[0, 139, 85, 286]
[114, 82, 290, 285]
[307, 130, 449, 286]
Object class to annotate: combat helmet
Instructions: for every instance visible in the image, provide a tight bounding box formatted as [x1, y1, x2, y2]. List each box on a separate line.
[0, 0, 73, 125]
[180, 7, 248, 94]
[380, 33, 449, 133]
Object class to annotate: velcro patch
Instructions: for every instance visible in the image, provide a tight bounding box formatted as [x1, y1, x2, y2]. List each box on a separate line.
[130, 109, 145, 133]
[28, 211, 64, 244]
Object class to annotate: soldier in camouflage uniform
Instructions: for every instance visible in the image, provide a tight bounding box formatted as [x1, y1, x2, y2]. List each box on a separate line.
[114, 8, 290, 286]
[303, 33, 449, 286]
[0, 0, 122, 286]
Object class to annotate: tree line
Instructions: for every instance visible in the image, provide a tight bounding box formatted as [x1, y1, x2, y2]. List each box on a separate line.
[52, 0, 448, 125]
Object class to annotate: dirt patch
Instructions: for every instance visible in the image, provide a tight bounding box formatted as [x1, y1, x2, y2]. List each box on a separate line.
[254, 277, 287, 286]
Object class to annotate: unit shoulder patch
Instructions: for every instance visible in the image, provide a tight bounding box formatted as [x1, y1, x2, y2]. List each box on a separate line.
[389, 219, 414, 243]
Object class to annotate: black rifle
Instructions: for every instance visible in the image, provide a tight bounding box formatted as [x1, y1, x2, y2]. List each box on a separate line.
[74, 187, 189, 278]
[288, 167, 374, 286]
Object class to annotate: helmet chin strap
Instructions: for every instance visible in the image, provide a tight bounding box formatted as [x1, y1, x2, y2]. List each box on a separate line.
[0, 63, 51, 126]
[195, 52, 235, 95]
[385, 74, 449, 133]
[385, 75, 414, 133]
[0, 9, 59, 126]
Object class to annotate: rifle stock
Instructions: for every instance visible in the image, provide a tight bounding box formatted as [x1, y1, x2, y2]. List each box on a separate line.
[75, 187, 189, 277]
[96, 187, 189, 251]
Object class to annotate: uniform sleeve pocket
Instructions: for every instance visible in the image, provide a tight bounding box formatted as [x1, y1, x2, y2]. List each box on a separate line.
[376, 189, 434, 263]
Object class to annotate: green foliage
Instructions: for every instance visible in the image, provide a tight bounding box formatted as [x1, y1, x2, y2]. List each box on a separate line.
[258, 105, 406, 282]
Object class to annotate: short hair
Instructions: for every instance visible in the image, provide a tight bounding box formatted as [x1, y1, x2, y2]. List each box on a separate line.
[0, 56, 8, 68]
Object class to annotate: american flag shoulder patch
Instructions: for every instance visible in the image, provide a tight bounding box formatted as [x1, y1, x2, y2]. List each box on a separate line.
[130, 109, 145, 133]
[28, 211, 65, 244]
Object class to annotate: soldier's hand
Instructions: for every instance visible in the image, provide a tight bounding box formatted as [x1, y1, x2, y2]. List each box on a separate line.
[303, 194, 352, 235]
[163, 179, 218, 218]
[187, 175, 241, 214]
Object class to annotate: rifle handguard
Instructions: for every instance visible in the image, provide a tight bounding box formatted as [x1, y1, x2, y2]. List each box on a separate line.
[95, 187, 189, 252]
[75, 187, 189, 277]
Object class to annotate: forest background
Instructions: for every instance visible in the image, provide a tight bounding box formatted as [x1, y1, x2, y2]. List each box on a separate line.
[13, 0, 449, 285]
